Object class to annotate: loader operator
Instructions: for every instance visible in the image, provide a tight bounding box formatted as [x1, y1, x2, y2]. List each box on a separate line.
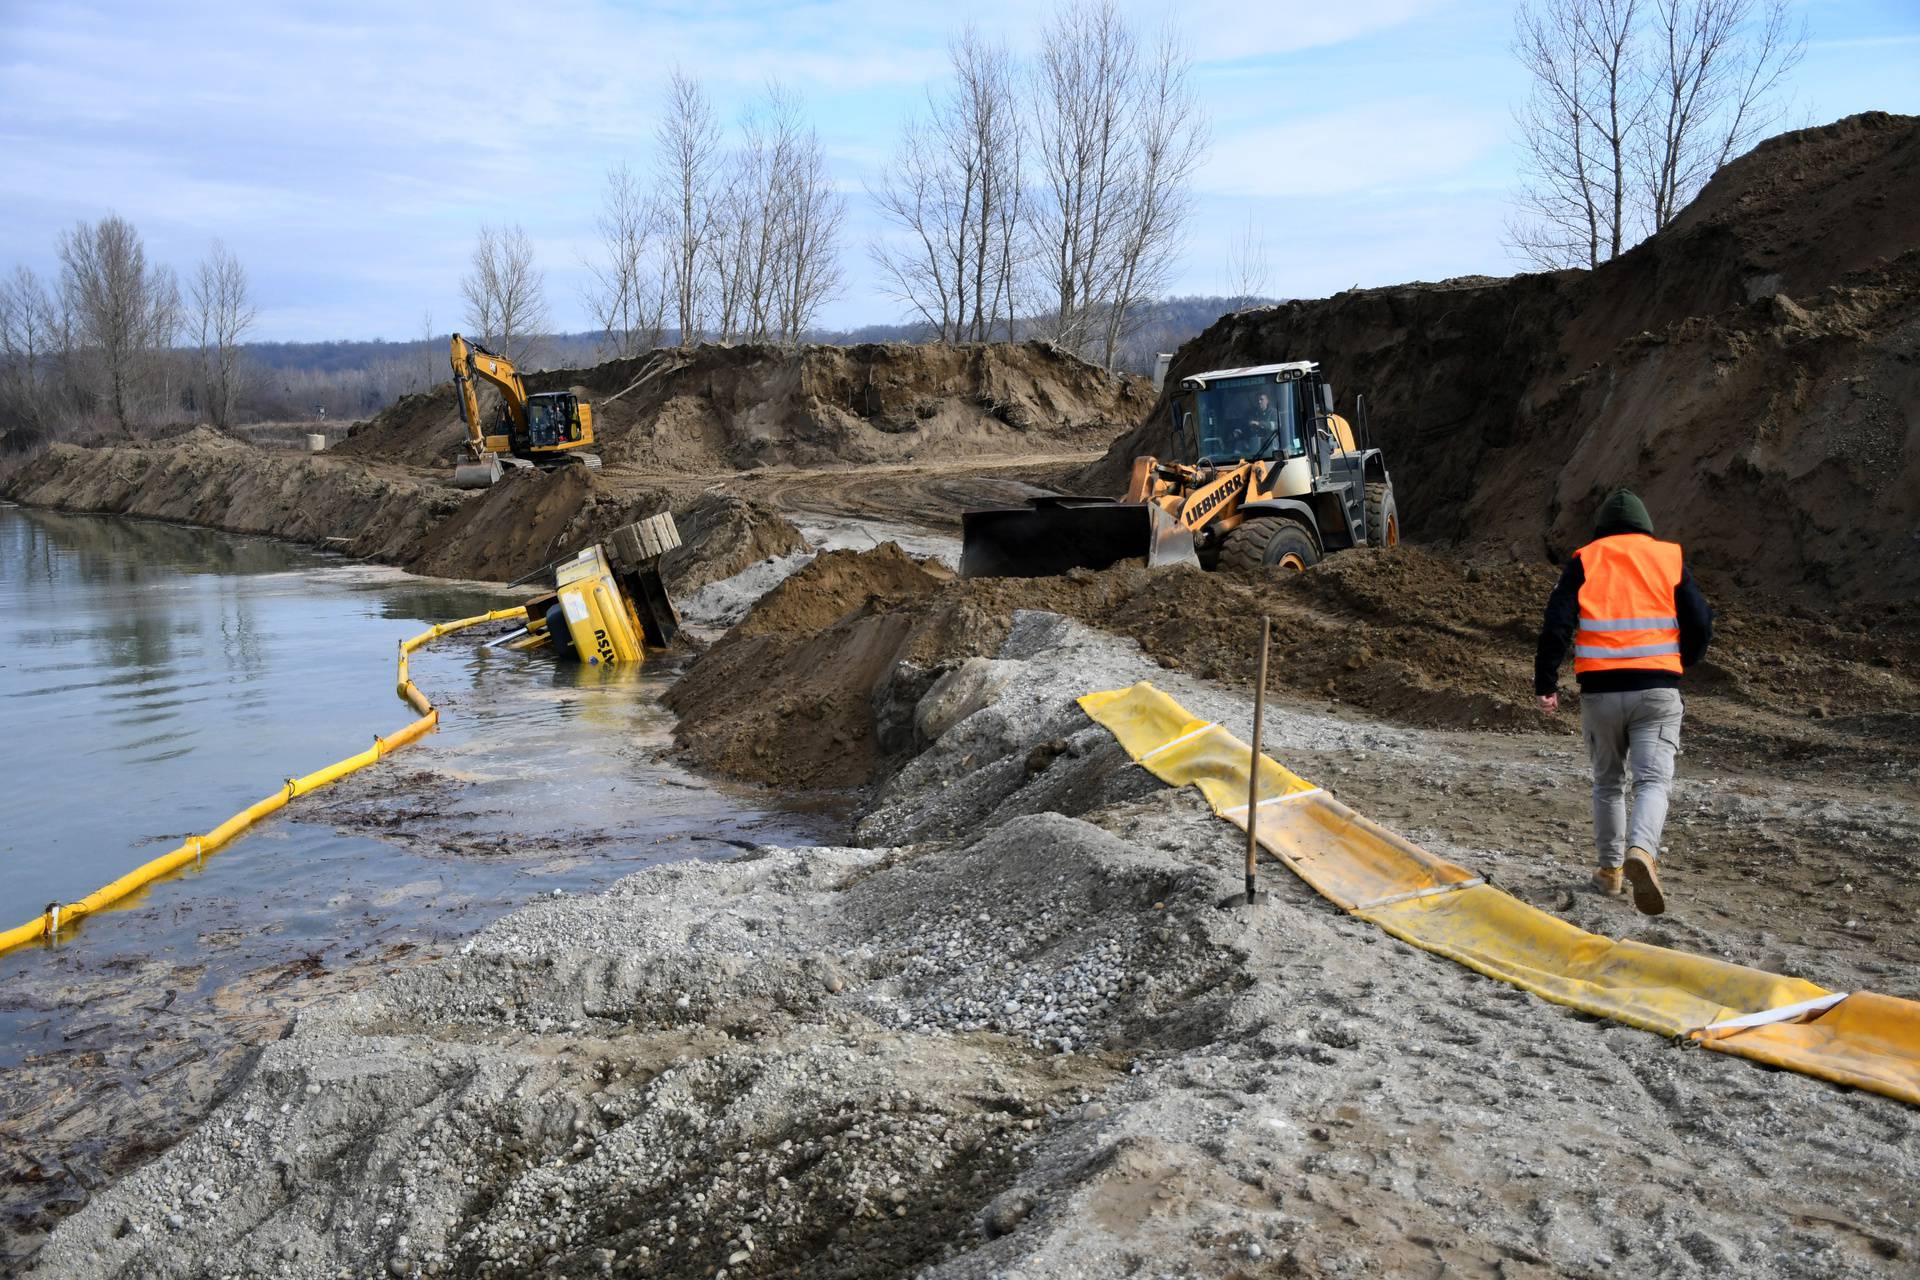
[1232, 390, 1298, 461]
[1535, 490, 1713, 915]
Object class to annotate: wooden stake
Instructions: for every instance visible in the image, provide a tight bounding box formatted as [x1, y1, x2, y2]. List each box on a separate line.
[1246, 615, 1271, 906]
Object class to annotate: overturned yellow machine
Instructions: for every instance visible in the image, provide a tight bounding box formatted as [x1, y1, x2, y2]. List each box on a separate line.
[502, 514, 682, 665]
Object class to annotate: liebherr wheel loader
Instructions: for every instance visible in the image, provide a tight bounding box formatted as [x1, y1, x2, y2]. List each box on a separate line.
[449, 333, 602, 488]
[960, 360, 1397, 578]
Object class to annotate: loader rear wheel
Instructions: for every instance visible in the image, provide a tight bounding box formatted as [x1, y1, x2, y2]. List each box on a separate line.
[1220, 518, 1319, 575]
[1365, 482, 1400, 548]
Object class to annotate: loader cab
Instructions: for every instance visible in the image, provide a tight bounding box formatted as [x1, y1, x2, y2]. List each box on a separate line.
[1172, 363, 1320, 466]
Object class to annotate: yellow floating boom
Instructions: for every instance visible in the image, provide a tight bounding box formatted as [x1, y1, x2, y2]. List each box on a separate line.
[0, 607, 526, 958]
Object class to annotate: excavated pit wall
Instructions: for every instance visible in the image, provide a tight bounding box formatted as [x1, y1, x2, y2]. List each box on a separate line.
[1084, 113, 1920, 605]
[31, 612, 1918, 1280]
[0, 430, 807, 592]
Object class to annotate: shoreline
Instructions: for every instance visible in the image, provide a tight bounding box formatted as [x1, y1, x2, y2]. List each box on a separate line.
[27, 611, 1919, 1279]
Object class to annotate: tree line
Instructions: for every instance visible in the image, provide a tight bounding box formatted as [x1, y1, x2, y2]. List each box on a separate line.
[0, 219, 257, 446]
[4, 0, 1816, 445]
[459, 0, 1205, 375]
[1508, 0, 1804, 269]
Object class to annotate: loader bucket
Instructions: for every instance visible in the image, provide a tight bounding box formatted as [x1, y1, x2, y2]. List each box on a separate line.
[960, 499, 1198, 578]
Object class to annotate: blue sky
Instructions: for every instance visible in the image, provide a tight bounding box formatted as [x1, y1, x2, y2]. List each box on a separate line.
[2, 0, 1915, 342]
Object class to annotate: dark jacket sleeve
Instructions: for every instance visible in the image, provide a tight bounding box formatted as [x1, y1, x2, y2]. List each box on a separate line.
[1535, 559, 1583, 695]
[1676, 564, 1713, 669]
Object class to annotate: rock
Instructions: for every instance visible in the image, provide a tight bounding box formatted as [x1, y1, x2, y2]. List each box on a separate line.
[983, 1193, 1033, 1238]
[915, 658, 1018, 742]
[1024, 738, 1069, 776]
[1768, 292, 1812, 326]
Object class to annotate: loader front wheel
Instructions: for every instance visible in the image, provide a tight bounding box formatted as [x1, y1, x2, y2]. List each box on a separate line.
[1365, 482, 1400, 548]
[1220, 518, 1319, 576]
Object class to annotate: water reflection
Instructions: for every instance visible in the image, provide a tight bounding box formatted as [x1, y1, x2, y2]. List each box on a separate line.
[0, 504, 838, 1266]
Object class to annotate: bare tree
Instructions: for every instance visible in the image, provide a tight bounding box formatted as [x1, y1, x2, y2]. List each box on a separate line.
[0, 266, 59, 430]
[1223, 213, 1271, 311]
[870, 29, 1025, 342]
[771, 101, 846, 344]
[1640, 0, 1804, 230]
[1098, 24, 1205, 368]
[657, 70, 723, 346]
[460, 223, 549, 366]
[189, 240, 256, 429]
[58, 213, 173, 429]
[870, 116, 962, 337]
[583, 162, 668, 358]
[1509, 0, 1639, 269]
[1029, 0, 1139, 356]
[148, 265, 186, 423]
[1510, 0, 1802, 268]
[420, 308, 437, 389]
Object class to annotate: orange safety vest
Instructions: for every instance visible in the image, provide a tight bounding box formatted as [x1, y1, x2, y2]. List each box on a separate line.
[1572, 533, 1684, 676]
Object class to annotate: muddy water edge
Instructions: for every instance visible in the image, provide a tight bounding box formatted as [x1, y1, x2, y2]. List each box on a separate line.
[0, 505, 840, 1268]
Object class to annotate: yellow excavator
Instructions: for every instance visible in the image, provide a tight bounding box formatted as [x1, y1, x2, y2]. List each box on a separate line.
[499, 514, 682, 665]
[449, 333, 601, 488]
[961, 360, 1397, 577]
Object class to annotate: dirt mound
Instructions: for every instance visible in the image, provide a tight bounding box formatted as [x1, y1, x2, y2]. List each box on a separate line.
[732, 542, 953, 639]
[338, 341, 1151, 474]
[1080, 113, 1920, 607]
[663, 544, 957, 789]
[3, 430, 459, 563]
[669, 543, 1920, 792]
[1, 432, 804, 592]
[665, 546, 1557, 793]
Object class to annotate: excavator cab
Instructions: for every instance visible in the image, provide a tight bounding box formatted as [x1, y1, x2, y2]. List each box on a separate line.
[521, 392, 585, 450]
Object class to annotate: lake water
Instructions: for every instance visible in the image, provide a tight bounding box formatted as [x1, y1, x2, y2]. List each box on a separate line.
[0, 504, 832, 1262]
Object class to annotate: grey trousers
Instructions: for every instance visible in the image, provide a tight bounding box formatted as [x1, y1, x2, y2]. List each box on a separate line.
[1580, 687, 1684, 869]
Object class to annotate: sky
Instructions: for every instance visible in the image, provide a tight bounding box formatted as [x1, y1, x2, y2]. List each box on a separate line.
[2, 0, 1916, 343]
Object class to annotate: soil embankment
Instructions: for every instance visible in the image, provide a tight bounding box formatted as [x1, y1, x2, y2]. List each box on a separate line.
[3, 341, 1145, 589]
[333, 340, 1150, 474]
[1, 430, 803, 592]
[667, 544, 1920, 791]
[1085, 112, 1920, 606]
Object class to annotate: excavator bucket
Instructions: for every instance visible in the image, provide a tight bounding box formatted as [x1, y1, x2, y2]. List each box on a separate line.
[453, 456, 503, 489]
[960, 498, 1199, 578]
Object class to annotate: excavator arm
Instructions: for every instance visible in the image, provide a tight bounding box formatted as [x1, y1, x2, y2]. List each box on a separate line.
[449, 333, 528, 457]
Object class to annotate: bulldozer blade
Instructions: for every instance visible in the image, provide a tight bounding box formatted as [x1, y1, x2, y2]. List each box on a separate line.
[960, 500, 1198, 578]
[452, 457, 503, 489]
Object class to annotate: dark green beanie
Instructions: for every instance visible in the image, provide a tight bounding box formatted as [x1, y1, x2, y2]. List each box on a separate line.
[1596, 489, 1654, 536]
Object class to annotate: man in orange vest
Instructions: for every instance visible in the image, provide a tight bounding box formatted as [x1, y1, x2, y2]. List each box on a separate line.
[1536, 490, 1714, 914]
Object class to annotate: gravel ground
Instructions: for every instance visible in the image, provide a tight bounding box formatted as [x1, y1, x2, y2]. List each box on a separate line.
[30, 616, 1918, 1279]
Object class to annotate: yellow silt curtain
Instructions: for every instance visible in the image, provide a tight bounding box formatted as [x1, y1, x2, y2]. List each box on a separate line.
[1079, 682, 1920, 1106]
[0, 607, 526, 958]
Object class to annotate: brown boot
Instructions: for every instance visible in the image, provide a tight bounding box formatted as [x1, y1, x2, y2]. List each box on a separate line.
[1591, 866, 1624, 896]
[1623, 846, 1666, 915]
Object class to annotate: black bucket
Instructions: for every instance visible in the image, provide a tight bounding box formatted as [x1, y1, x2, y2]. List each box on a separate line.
[959, 499, 1198, 578]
